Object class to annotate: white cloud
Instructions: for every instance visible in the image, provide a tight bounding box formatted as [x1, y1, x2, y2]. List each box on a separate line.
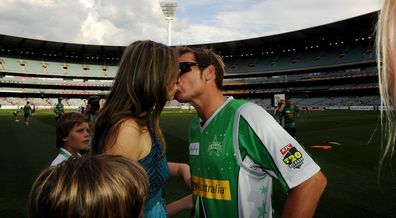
[0, 0, 384, 45]
[80, 0, 94, 8]
[180, 0, 383, 42]
[21, 0, 55, 7]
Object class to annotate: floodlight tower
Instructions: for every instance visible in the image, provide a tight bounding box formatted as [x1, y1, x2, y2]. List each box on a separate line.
[160, 1, 177, 46]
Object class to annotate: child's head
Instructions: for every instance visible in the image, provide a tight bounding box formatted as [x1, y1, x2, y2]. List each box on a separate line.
[28, 154, 149, 218]
[56, 113, 90, 152]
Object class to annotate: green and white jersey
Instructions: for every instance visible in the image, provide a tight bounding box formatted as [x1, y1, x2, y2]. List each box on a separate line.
[284, 106, 297, 128]
[54, 103, 64, 116]
[189, 97, 320, 218]
[23, 105, 32, 115]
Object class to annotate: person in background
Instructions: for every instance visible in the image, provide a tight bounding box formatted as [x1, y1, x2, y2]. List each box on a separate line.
[54, 98, 65, 121]
[31, 103, 36, 116]
[91, 40, 192, 217]
[175, 46, 326, 218]
[283, 99, 299, 138]
[376, 0, 396, 172]
[13, 107, 23, 122]
[273, 99, 285, 126]
[51, 112, 90, 166]
[29, 154, 149, 218]
[85, 95, 100, 123]
[75, 105, 85, 114]
[23, 101, 33, 125]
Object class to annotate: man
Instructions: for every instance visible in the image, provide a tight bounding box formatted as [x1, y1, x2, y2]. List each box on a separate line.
[54, 98, 64, 121]
[273, 99, 285, 127]
[283, 99, 298, 137]
[23, 101, 32, 125]
[85, 95, 100, 123]
[175, 46, 326, 218]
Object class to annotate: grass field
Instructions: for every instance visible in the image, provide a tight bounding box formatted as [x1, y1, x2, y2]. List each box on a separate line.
[1, 109, 395, 218]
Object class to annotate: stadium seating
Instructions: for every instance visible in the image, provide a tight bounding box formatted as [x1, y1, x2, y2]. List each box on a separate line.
[0, 12, 379, 109]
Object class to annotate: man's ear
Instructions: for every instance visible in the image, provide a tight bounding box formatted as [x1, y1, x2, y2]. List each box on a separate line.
[204, 65, 216, 81]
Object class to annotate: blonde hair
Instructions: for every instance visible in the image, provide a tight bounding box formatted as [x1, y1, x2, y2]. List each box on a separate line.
[376, 0, 396, 172]
[28, 154, 149, 218]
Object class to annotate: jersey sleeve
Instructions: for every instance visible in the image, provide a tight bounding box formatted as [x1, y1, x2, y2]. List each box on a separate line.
[239, 103, 320, 190]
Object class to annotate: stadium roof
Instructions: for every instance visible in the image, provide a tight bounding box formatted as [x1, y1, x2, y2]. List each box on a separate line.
[197, 11, 378, 55]
[0, 11, 378, 59]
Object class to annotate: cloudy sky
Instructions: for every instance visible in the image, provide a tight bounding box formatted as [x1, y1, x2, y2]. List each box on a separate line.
[0, 0, 384, 46]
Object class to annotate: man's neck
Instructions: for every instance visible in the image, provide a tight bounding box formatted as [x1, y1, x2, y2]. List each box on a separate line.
[193, 90, 226, 122]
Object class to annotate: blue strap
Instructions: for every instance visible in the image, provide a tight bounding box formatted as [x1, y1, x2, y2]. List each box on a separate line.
[145, 189, 163, 211]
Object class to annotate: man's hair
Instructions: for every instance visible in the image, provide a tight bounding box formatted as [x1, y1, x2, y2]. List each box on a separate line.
[177, 46, 225, 90]
[92, 40, 179, 154]
[28, 154, 149, 218]
[55, 112, 89, 149]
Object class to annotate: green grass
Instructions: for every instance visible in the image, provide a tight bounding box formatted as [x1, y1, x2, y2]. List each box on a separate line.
[0, 109, 395, 218]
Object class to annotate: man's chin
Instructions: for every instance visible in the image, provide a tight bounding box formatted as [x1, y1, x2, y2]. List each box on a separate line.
[175, 95, 187, 103]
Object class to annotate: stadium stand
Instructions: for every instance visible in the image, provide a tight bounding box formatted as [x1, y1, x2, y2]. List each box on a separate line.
[0, 11, 379, 110]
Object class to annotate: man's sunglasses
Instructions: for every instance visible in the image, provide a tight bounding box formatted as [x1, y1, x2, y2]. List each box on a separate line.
[179, 62, 208, 76]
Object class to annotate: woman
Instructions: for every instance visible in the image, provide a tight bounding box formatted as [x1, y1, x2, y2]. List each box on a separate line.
[376, 0, 396, 172]
[91, 40, 192, 217]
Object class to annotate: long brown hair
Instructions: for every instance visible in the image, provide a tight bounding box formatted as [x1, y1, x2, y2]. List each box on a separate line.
[28, 154, 149, 218]
[91, 40, 179, 154]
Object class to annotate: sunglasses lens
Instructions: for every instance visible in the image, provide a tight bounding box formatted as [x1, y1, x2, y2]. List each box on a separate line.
[179, 63, 192, 75]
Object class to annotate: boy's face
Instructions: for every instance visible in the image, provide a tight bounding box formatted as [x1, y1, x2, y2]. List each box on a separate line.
[63, 122, 90, 154]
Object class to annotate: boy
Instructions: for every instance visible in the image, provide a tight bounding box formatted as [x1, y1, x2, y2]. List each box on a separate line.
[51, 112, 90, 166]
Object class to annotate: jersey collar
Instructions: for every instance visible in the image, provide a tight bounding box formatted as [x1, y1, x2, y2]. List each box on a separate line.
[199, 96, 234, 131]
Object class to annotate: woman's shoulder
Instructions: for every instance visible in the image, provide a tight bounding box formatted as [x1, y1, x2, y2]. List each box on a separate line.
[119, 118, 149, 135]
[105, 118, 150, 160]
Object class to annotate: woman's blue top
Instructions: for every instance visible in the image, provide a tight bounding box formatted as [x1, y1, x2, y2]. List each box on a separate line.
[139, 132, 169, 218]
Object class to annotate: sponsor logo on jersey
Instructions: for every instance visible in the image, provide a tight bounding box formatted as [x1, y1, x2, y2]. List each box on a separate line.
[189, 142, 200, 156]
[208, 136, 222, 157]
[192, 176, 231, 200]
[281, 144, 304, 169]
[280, 143, 293, 155]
